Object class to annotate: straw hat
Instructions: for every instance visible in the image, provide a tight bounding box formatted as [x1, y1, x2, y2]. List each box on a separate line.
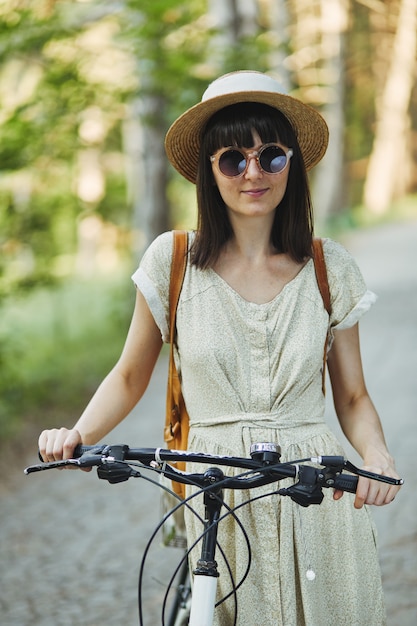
[165, 71, 329, 183]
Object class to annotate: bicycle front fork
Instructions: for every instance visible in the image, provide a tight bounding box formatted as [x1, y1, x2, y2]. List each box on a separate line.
[189, 467, 223, 626]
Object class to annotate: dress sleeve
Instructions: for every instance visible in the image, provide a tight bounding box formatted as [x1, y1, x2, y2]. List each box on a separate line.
[323, 238, 377, 335]
[131, 231, 174, 343]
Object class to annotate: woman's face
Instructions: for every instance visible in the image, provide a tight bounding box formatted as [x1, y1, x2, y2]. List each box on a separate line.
[211, 131, 291, 224]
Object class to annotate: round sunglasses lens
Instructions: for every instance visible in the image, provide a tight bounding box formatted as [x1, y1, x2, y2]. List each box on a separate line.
[260, 146, 287, 173]
[219, 150, 246, 177]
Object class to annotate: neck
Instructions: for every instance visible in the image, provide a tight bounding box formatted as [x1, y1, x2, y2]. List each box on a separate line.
[225, 217, 277, 260]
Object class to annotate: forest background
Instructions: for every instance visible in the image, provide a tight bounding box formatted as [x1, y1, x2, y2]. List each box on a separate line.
[0, 0, 416, 446]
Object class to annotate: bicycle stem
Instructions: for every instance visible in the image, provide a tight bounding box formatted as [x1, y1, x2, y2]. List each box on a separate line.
[189, 467, 223, 626]
[194, 467, 223, 576]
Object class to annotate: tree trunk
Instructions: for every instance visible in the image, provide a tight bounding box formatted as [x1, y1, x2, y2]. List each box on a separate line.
[208, 0, 259, 62]
[124, 94, 170, 259]
[311, 0, 349, 223]
[363, 0, 417, 215]
[139, 93, 170, 247]
[286, 0, 349, 224]
[267, 0, 291, 90]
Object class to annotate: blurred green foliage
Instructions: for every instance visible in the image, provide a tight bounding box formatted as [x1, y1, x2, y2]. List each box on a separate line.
[0, 2, 134, 298]
[0, 274, 133, 442]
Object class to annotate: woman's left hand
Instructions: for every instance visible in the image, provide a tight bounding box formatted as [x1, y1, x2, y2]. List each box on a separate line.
[333, 456, 402, 508]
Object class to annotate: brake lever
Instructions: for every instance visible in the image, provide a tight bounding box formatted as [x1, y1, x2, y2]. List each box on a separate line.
[343, 460, 404, 486]
[26, 447, 107, 474]
[24, 458, 82, 474]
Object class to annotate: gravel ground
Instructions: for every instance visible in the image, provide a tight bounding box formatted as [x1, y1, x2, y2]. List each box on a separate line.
[0, 355, 181, 626]
[1, 220, 416, 625]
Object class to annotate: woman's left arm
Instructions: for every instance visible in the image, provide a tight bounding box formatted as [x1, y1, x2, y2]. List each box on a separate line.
[327, 323, 402, 508]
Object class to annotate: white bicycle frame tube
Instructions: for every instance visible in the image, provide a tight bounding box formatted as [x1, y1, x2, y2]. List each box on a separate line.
[189, 575, 218, 626]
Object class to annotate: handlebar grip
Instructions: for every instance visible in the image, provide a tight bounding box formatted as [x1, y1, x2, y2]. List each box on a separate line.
[73, 444, 98, 458]
[38, 444, 97, 462]
[332, 474, 358, 494]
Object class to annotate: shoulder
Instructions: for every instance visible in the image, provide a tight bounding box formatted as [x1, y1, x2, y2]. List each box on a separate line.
[137, 230, 195, 286]
[142, 230, 174, 263]
[320, 238, 374, 326]
[322, 237, 366, 297]
[141, 230, 195, 263]
[321, 238, 363, 282]
[322, 237, 355, 264]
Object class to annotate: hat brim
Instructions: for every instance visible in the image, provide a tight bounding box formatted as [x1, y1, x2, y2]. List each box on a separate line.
[165, 90, 329, 183]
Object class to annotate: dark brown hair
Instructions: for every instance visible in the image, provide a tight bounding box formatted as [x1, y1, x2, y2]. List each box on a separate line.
[191, 102, 314, 268]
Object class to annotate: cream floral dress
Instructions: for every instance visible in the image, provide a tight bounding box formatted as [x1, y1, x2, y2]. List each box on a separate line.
[132, 231, 386, 626]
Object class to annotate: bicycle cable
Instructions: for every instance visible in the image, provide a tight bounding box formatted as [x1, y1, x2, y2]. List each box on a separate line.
[99, 454, 317, 625]
[145, 460, 305, 625]
[132, 462, 268, 626]
[140, 475, 246, 626]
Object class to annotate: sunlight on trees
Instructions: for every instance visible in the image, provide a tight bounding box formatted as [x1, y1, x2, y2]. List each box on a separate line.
[363, 0, 417, 215]
[0, 0, 416, 297]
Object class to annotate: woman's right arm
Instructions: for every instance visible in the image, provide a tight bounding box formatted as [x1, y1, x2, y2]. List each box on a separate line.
[38, 289, 163, 462]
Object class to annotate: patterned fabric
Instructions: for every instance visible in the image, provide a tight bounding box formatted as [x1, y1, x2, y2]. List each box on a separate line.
[132, 231, 386, 626]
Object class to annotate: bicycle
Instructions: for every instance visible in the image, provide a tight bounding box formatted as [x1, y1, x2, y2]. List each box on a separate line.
[25, 442, 403, 626]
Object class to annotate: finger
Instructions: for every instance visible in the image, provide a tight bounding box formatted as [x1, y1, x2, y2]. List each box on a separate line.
[375, 483, 400, 506]
[39, 427, 79, 462]
[354, 476, 369, 509]
[51, 428, 72, 461]
[62, 429, 82, 460]
[38, 430, 49, 462]
[356, 476, 401, 507]
[42, 428, 65, 462]
[371, 484, 390, 506]
[333, 489, 344, 501]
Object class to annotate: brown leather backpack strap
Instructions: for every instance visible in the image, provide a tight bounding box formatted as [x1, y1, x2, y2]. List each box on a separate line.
[312, 238, 331, 394]
[169, 230, 188, 340]
[165, 231, 188, 445]
[312, 238, 331, 316]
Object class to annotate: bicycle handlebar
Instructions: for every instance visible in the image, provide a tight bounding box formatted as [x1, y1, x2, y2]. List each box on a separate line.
[25, 443, 403, 508]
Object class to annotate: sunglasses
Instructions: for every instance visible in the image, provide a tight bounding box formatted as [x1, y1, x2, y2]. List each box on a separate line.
[210, 143, 293, 178]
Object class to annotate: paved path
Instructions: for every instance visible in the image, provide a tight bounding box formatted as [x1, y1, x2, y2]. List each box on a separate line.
[324, 221, 417, 626]
[1, 220, 416, 625]
[330, 220, 417, 624]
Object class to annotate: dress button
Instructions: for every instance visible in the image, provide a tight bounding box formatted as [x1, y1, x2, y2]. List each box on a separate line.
[254, 309, 268, 322]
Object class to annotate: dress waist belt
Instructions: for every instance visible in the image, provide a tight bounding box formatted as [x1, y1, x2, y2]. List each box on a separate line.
[190, 412, 326, 429]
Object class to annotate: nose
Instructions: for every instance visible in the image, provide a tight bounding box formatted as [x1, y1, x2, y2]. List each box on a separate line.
[244, 154, 262, 179]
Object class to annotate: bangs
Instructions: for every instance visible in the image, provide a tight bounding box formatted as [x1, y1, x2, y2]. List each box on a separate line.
[204, 103, 295, 154]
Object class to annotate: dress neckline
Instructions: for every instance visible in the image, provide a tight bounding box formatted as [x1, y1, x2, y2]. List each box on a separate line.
[207, 257, 314, 306]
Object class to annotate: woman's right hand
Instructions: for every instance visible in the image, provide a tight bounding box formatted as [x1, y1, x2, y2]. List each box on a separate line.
[38, 427, 83, 463]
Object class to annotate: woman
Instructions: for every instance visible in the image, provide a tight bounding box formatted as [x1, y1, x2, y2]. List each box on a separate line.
[39, 71, 401, 625]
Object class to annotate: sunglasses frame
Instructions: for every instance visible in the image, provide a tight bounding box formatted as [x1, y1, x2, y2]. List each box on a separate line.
[210, 143, 293, 178]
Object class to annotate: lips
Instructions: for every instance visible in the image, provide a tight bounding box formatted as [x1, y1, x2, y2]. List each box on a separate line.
[242, 188, 268, 197]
